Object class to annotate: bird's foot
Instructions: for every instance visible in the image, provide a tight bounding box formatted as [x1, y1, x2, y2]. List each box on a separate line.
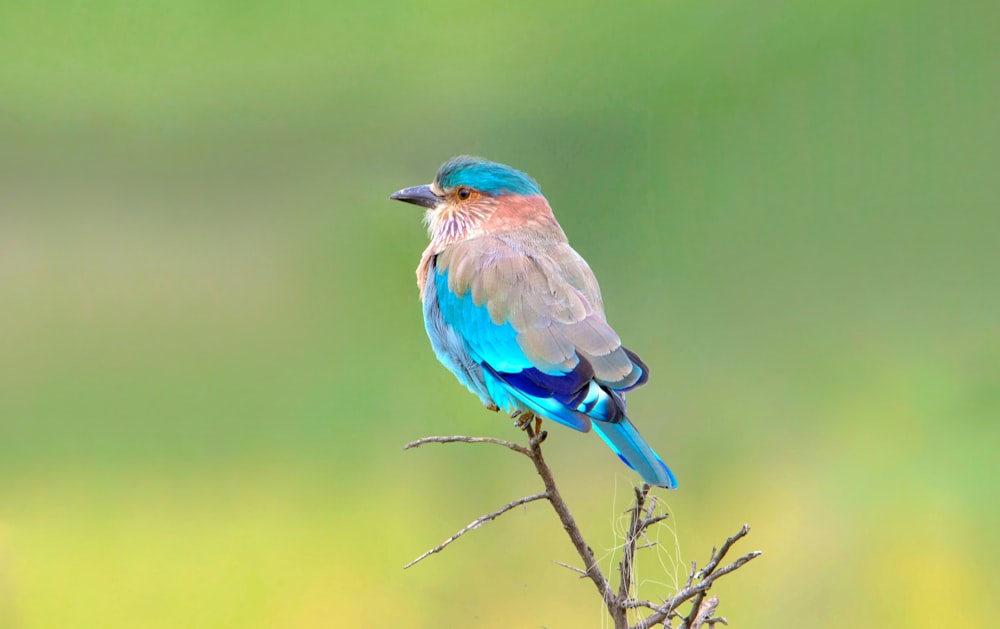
[486, 403, 500, 413]
[511, 412, 543, 435]
[512, 411, 535, 431]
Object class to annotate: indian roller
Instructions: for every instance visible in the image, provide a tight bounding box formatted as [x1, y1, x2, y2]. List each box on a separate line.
[390, 157, 677, 488]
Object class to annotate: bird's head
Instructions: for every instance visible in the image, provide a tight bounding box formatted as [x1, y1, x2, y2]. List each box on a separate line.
[391, 156, 550, 246]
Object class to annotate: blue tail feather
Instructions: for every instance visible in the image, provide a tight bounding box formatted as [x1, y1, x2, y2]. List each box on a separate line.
[591, 418, 678, 489]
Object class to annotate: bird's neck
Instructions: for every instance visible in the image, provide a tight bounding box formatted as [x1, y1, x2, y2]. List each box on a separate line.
[424, 202, 496, 251]
[426, 194, 561, 250]
[417, 194, 565, 293]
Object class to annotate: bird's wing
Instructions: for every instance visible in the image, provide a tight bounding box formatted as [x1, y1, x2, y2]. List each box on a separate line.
[432, 235, 648, 430]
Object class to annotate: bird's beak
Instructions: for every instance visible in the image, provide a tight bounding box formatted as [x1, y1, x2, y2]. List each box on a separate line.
[389, 184, 441, 209]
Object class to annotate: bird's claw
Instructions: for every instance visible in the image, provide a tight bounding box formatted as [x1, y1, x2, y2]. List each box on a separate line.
[532, 430, 549, 447]
[512, 411, 534, 430]
[512, 411, 543, 436]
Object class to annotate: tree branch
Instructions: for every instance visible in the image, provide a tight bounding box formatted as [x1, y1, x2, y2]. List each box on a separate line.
[404, 434, 530, 457]
[697, 524, 751, 579]
[522, 425, 619, 614]
[552, 560, 590, 577]
[619, 485, 652, 604]
[630, 525, 762, 629]
[404, 491, 549, 569]
[404, 420, 760, 629]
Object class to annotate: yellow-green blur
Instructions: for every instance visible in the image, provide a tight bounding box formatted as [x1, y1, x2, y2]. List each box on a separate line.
[0, 1, 996, 628]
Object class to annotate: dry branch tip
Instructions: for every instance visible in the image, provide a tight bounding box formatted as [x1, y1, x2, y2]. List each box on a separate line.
[403, 428, 760, 629]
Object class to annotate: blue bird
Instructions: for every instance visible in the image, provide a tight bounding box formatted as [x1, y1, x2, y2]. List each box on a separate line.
[391, 157, 677, 488]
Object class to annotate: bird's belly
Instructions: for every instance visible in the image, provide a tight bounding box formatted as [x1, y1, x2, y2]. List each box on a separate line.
[422, 274, 494, 407]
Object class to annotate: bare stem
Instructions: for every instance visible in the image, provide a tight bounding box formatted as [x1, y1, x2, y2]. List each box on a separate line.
[404, 434, 530, 457]
[630, 524, 762, 629]
[404, 491, 549, 569]
[696, 524, 750, 579]
[403, 425, 760, 629]
[522, 425, 620, 621]
[552, 560, 590, 577]
[619, 485, 651, 604]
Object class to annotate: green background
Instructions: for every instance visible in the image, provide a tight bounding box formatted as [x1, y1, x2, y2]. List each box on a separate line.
[1, 1, 996, 627]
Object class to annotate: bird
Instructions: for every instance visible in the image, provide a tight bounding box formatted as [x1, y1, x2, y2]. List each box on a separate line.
[390, 156, 677, 488]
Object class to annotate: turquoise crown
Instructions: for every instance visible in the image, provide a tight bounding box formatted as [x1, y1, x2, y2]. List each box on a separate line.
[434, 156, 541, 196]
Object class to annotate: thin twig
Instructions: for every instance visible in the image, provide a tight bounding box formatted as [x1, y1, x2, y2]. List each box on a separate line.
[696, 524, 750, 579]
[645, 495, 658, 519]
[403, 492, 548, 569]
[679, 592, 707, 629]
[625, 600, 664, 611]
[404, 435, 530, 457]
[705, 550, 763, 583]
[641, 513, 671, 529]
[618, 485, 650, 604]
[552, 560, 590, 577]
[631, 541, 762, 629]
[686, 560, 698, 589]
[690, 596, 720, 629]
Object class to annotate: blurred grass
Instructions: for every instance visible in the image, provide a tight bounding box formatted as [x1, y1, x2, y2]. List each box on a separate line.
[1, 1, 997, 627]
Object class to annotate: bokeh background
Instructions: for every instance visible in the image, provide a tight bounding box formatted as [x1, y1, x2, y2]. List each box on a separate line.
[1, 1, 997, 627]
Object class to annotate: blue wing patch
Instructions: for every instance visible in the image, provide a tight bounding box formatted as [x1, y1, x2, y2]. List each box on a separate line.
[436, 265, 636, 432]
[435, 269, 531, 373]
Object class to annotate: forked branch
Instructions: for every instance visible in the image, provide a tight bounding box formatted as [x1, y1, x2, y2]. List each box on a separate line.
[404, 422, 760, 628]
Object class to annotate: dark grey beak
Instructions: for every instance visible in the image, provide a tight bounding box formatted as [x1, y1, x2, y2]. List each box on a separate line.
[389, 184, 440, 208]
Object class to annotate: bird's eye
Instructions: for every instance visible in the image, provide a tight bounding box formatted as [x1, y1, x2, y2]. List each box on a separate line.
[457, 187, 471, 200]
